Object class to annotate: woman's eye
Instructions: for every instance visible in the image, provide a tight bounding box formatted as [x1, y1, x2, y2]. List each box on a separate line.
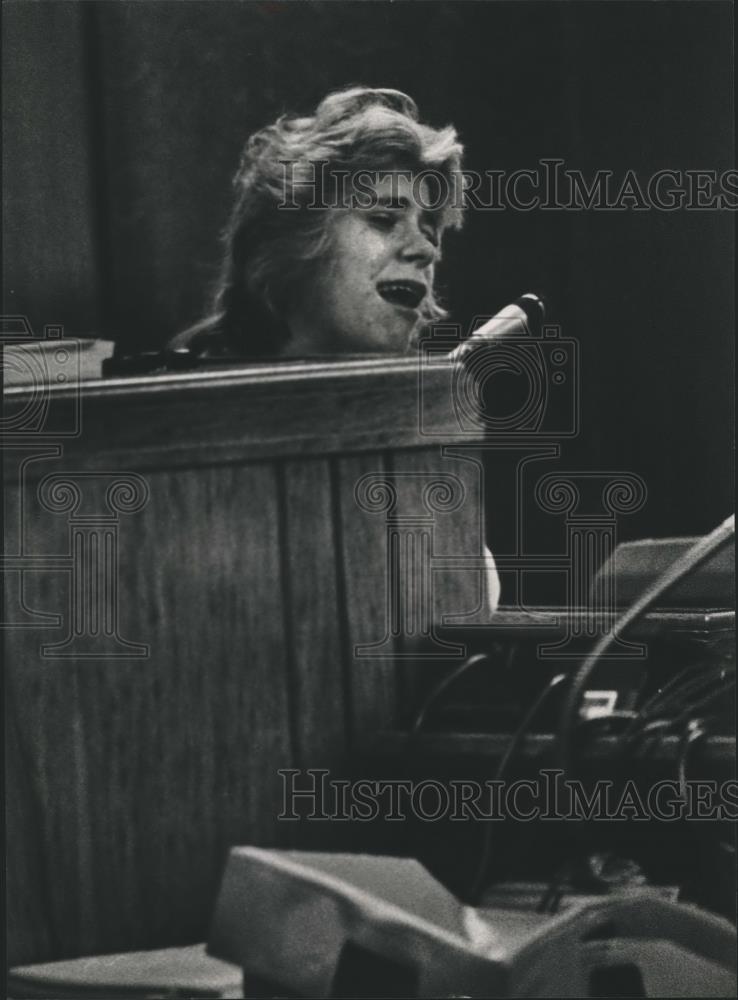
[369, 212, 397, 230]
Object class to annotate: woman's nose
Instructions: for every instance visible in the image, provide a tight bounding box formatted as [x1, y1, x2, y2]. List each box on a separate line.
[399, 226, 437, 267]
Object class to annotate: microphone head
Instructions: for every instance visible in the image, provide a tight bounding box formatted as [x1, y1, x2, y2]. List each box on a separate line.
[515, 292, 546, 336]
[450, 292, 547, 362]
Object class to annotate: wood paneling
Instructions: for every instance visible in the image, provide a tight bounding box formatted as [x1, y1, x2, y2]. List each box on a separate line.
[336, 453, 399, 743]
[3, 1, 733, 540]
[5, 461, 295, 961]
[3, 357, 479, 474]
[281, 458, 347, 769]
[5, 358, 486, 964]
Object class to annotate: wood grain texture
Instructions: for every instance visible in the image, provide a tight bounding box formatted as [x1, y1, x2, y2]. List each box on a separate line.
[279, 458, 357, 850]
[6, 463, 294, 962]
[281, 458, 347, 770]
[335, 453, 399, 743]
[389, 448, 491, 628]
[382, 446, 494, 718]
[4, 357, 480, 475]
[5, 362, 486, 964]
[4, 2, 733, 541]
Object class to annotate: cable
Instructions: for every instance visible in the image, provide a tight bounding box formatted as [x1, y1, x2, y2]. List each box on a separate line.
[652, 670, 734, 715]
[654, 662, 733, 703]
[632, 669, 734, 733]
[620, 682, 733, 777]
[677, 720, 708, 802]
[537, 867, 567, 914]
[670, 678, 735, 727]
[468, 672, 567, 905]
[632, 663, 716, 725]
[557, 513, 735, 776]
[634, 676, 734, 740]
[409, 652, 495, 738]
[620, 666, 734, 762]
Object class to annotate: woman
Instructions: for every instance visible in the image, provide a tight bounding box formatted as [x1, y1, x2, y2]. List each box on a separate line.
[170, 86, 464, 359]
[173, 85, 500, 610]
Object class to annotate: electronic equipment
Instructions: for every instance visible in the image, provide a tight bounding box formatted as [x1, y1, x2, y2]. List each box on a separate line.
[593, 536, 735, 607]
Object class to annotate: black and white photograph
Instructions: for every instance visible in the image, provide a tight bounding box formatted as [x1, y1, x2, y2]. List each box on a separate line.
[3, 1, 735, 996]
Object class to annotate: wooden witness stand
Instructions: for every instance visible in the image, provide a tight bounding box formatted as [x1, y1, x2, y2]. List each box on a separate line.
[5, 354, 492, 964]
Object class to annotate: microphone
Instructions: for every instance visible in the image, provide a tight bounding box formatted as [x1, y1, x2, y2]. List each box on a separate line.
[449, 292, 546, 361]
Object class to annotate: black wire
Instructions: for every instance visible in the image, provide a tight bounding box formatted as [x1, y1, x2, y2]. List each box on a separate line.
[620, 684, 734, 777]
[623, 666, 733, 742]
[622, 716, 675, 756]
[677, 720, 708, 802]
[534, 710, 638, 915]
[624, 672, 734, 751]
[647, 669, 735, 718]
[537, 864, 569, 914]
[467, 672, 567, 905]
[557, 514, 735, 777]
[643, 679, 734, 737]
[409, 651, 495, 738]
[670, 679, 735, 729]
[631, 663, 715, 727]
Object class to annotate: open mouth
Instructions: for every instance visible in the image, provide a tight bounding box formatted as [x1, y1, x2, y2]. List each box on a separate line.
[376, 280, 426, 312]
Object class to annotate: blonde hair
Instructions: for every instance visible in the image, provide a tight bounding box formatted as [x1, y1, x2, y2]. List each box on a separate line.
[214, 86, 464, 355]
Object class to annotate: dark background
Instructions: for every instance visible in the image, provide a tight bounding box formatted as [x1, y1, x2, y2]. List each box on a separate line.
[3, 0, 734, 541]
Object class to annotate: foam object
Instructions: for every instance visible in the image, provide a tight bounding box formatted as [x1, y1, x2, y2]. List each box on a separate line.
[208, 847, 737, 998]
[8, 943, 242, 999]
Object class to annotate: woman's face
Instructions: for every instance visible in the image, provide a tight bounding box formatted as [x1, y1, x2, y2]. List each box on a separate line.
[286, 173, 443, 355]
